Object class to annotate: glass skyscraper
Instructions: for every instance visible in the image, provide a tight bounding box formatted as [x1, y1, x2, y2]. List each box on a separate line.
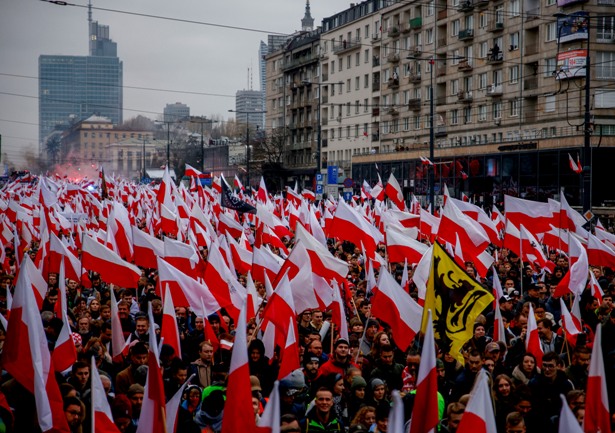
[39, 14, 122, 146]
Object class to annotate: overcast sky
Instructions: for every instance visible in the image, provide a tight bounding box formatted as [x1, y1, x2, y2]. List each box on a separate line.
[0, 0, 349, 168]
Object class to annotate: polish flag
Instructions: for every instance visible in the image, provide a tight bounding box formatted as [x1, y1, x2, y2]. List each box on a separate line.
[261, 272, 296, 338]
[49, 232, 83, 283]
[491, 204, 505, 237]
[301, 189, 316, 202]
[218, 211, 244, 239]
[203, 245, 237, 317]
[492, 297, 507, 345]
[81, 235, 141, 289]
[285, 186, 302, 207]
[371, 267, 422, 351]
[560, 298, 581, 347]
[330, 283, 349, 341]
[384, 172, 406, 211]
[252, 246, 284, 285]
[505, 194, 554, 235]
[159, 204, 179, 236]
[412, 246, 433, 306]
[456, 370, 497, 433]
[184, 163, 204, 179]
[330, 199, 382, 258]
[370, 174, 385, 201]
[132, 227, 165, 269]
[386, 226, 429, 265]
[52, 310, 77, 372]
[585, 324, 610, 433]
[520, 224, 553, 271]
[136, 305, 167, 433]
[257, 381, 281, 433]
[221, 301, 256, 433]
[161, 284, 182, 359]
[450, 197, 500, 245]
[589, 272, 604, 304]
[1, 256, 70, 433]
[91, 357, 121, 433]
[109, 287, 128, 360]
[256, 177, 270, 204]
[157, 257, 221, 318]
[295, 223, 348, 284]
[420, 156, 434, 165]
[595, 227, 615, 250]
[361, 180, 373, 200]
[409, 310, 439, 433]
[277, 316, 301, 380]
[541, 224, 569, 253]
[226, 234, 253, 275]
[163, 236, 204, 279]
[554, 235, 588, 297]
[558, 394, 583, 433]
[107, 201, 134, 262]
[420, 208, 440, 242]
[525, 303, 543, 367]
[438, 199, 489, 260]
[568, 153, 583, 174]
[587, 233, 615, 269]
[166, 374, 195, 433]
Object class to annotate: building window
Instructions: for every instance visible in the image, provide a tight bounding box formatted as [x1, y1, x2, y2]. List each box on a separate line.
[545, 57, 556, 77]
[346, 79, 351, 92]
[451, 109, 459, 125]
[596, 51, 615, 78]
[493, 101, 502, 119]
[364, 49, 370, 63]
[510, 0, 520, 16]
[355, 52, 360, 66]
[510, 98, 519, 116]
[597, 16, 615, 42]
[451, 79, 459, 95]
[365, 24, 370, 38]
[479, 13, 488, 28]
[545, 95, 556, 112]
[509, 32, 519, 50]
[414, 116, 421, 129]
[355, 100, 360, 114]
[479, 73, 487, 89]
[478, 105, 487, 122]
[510, 65, 519, 84]
[364, 74, 369, 88]
[403, 117, 410, 131]
[355, 77, 360, 90]
[428, 0, 435, 16]
[427, 28, 434, 44]
[464, 106, 472, 124]
[364, 98, 369, 112]
[546, 22, 557, 42]
[479, 41, 488, 58]
[452, 20, 460, 36]
[546, 0, 556, 5]
[331, 60, 335, 74]
[346, 102, 351, 115]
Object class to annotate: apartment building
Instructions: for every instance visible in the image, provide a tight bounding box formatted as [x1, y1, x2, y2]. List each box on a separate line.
[265, 0, 615, 206]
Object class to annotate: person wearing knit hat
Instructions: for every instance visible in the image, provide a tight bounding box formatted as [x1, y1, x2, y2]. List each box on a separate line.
[317, 337, 356, 379]
[111, 394, 133, 432]
[302, 355, 320, 391]
[127, 383, 145, 428]
[366, 378, 389, 413]
[347, 375, 368, 420]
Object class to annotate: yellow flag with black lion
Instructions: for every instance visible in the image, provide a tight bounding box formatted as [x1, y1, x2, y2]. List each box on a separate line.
[422, 241, 494, 364]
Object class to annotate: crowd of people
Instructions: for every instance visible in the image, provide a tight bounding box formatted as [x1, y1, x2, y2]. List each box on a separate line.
[0, 172, 613, 433]
[0, 235, 614, 433]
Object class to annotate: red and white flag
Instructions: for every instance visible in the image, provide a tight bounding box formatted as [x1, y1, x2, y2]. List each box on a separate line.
[91, 357, 121, 433]
[492, 297, 507, 345]
[166, 374, 195, 433]
[330, 199, 382, 258]
[589, 271, 604, 304]
[132, 227, 165, 269]
[161, 284, 182, 359]
[560, 298, 582, 347]
[384, 172, 405, 211]
[585, 324, 610, 433]
[409, 309, 439, 433]
[525, 303, 543, 367]
[257, 381, 281, 433]
[221, 301, 256, 433]
[385, 226, 429, 265]
[587, 233, 615, 269]
[371, 268, 422, 351]
[505, 194, 554, 235]
[277, 317, 300, 380]
[136, 304, 167, 433]
[456, 370, 497, 433]
[295, 223, 348, 284]
[1, 256, 70, 433]
[554, 235, 588, 297]
[559, 394, 583, 433]
[109, 287, 128, 360]
[81, 235, 141, 289]
[568, 153, 583, 174]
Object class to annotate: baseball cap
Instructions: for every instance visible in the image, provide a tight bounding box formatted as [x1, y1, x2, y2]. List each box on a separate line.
[486, 342, 500, 353]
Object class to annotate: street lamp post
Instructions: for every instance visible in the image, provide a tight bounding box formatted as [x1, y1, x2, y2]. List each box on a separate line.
[554, 12, 592, 213]
[188, 116, 218, 172]
[228, 109, 266, 189]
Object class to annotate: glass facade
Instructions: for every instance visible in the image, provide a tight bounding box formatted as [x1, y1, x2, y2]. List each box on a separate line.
[352, 147, 615, 208]
[39, 55, 123, 144]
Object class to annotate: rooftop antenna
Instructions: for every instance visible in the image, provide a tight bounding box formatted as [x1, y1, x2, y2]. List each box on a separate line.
[88, 0, 92, 25]
[250, 63, 254, 91]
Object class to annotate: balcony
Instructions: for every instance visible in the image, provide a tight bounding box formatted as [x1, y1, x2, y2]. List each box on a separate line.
[409, 73, 422, 83]
[321, 94, 328, 104]
[525, 44, 539, 56]
[321, 139, 328, 148]
[459, 29, 474, 41]
[525, 7, 540, 22]
[332, 37, 361, 55]
[488, 21, 504, 32]
[322, 118, 328, 126]
[373, 57, 381, 67]
[386, 107, 400, 116]
[322, 73, 328, 82]
[387, 27, 400, 38]
[457, 91, 473, 102]
[437, 65, 447, 77]
[372, 32, 381, 41]
[410, 17, 423, 29]
[486, 51, 504, 64]
[372, 107, 380, 117]
[408, 98, 422, 110]
[409, 46, 422, 58]
[401, 23, 412, 34]
[437, 9, 448, 20]
[282, 55, 317, 71]
[387, 78, 400, 89]
[475, 0, 489, 8]
[435, 125, 448, 137]
[458, 60, 473, 71]
[487, 84, 503, 96]
[524, 76, 538, 91]
[387, 52, 400, 63]
[372, 133, 380, 142]
[458, 0, 474, 11]
[437, 37, 447, 48]
[372, 81, 381, 91]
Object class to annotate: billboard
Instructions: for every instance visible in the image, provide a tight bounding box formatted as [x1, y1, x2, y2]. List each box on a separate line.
[556, 49, 587, 80]
[557, 12, 589, 43]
